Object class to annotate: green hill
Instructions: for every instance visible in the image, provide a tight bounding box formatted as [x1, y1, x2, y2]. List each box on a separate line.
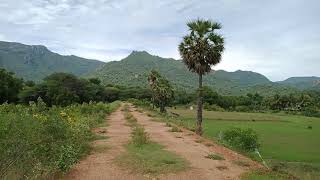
[1, 41, 315, 96]
[278, 77, 320, 90]
[89, 51, 298, 95]
[0, 41, 104, 81]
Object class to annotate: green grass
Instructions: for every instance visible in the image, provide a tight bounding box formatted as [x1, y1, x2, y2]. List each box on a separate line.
[167, 108, 320, 179]
[117, 114, 188, 176]
[241, 169, 295, 180]
[116, 142, 188, 175]
[124, 111, 138, 127]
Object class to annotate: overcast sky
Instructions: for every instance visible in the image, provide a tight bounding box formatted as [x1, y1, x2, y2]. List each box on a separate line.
[0, 0, 319, 81]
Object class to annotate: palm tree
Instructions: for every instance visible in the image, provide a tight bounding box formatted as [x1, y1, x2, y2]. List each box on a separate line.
[179, 19, 224, 135]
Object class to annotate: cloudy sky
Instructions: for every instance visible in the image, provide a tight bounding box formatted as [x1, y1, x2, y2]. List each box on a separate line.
[0, 0, 319, 81]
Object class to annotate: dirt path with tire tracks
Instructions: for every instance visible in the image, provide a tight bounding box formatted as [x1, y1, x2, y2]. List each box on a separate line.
[129, 105, 262, 180]
[65, 104, 261, 180]
[64, 106, 144, 180]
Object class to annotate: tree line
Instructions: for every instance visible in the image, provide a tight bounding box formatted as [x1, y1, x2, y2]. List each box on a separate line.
[173, 86, 320, 117]
[1, 67, 319, 117]
[0, 68, 152, 106]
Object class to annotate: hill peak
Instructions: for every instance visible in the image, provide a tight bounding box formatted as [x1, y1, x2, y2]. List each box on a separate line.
[129, 50, 152, 57]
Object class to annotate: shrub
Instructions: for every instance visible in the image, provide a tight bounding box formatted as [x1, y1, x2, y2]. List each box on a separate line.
[169, 126, 182, 132]
[131, 126, 149, 146]
[221, 127, 260, 152]
[302, 107, 320, 118]
[204, 103, 225, 111]
[0, 100, 119, 179]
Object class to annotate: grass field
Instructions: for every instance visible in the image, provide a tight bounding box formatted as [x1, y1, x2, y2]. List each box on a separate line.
[116, 142, 188, 175]
[167, 108, 320, 179]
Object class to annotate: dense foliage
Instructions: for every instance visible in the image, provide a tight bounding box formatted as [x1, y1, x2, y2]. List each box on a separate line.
[17, 72, 152, 106]
[173, 86, 320, 117]
[1, 68, 319, 117]
[0, 99, 119, 179]
[221, 127, 260, 152]
[0, 68, 23, 104]
[148, 70, 174, 113]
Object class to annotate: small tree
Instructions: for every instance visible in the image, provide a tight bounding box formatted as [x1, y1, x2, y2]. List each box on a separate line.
[0, 68, 23, 103]
[179, 19, 224, 135]
[148, 70, 174, 113]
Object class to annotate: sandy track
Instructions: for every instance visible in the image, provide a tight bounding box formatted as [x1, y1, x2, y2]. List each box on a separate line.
[64, 106, 145, 180]
[130, 106, 261, 180]
[65, 105, 261, 180]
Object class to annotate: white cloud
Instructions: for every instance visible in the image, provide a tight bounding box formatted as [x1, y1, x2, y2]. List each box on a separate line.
[0, 0, 319, 80]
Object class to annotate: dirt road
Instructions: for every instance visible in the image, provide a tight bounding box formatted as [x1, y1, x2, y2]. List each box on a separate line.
[64, 107, 144, 180]
[130, 106, 260, 180]
[65, 105, 260, 180]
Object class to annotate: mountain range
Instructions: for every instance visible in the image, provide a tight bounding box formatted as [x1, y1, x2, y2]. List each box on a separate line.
[0, 41, 319, 95]
[89, 51, 319, 95]
[0, 41, 104, 81]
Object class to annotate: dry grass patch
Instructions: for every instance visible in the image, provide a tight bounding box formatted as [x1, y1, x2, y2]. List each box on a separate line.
[116, 126, 188, 175]
[205, 153, 225, 160]
[169, 126, 182, 132]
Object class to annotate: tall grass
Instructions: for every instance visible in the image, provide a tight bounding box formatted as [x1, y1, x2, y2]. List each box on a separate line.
[0, 99, 120, 179]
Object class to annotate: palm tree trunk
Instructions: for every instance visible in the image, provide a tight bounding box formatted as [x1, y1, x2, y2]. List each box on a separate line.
[196, 74, 203, 135]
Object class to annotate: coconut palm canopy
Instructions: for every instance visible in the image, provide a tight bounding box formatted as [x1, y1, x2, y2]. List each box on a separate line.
[179, 19, 225, 75]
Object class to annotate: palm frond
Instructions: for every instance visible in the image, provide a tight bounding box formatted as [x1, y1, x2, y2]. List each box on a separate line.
[178, 19, 225, 75]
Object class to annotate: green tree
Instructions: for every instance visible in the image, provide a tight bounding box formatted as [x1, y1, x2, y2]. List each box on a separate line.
[89, 78, 101, 85]
[0, 68, 23, 103]
[179, 19, 224, 135]
[19, 73, 112, 106]
[148, 70, 174, 113]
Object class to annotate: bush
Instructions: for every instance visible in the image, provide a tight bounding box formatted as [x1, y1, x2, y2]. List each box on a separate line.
[302, 107, 320, 118]
[0, 100, 119, 179]
[221, 127, 260, 152]
[204, 103, 225, 111]
[128, 98, 151, 108]
[169, 126, 182, 132]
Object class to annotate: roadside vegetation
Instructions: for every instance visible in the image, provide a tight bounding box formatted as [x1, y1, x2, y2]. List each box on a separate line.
[0, 98, 119, 179]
